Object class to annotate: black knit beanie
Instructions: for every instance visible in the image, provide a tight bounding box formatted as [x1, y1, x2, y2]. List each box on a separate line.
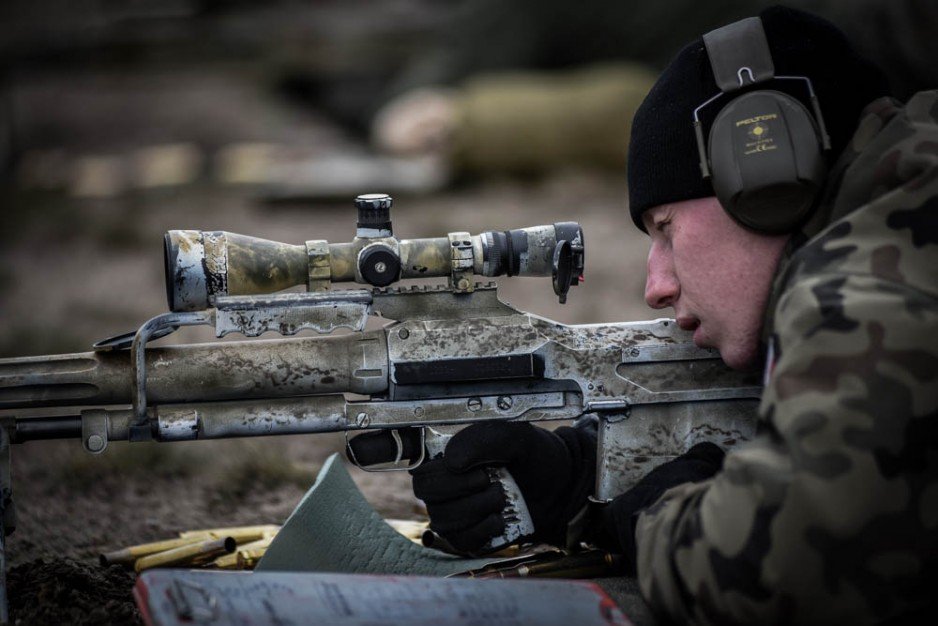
[628, 5, 891, 231]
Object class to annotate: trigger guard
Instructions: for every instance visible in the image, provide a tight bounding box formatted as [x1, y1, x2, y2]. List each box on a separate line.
[345, 428, 426, 472]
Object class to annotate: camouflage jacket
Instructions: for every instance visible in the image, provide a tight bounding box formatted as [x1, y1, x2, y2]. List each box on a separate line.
[635, 91, 938, 623]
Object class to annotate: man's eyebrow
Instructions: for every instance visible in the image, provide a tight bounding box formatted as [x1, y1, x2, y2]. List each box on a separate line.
[643, 211, 661, 230]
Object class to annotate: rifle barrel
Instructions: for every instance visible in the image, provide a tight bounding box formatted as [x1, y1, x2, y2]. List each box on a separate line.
[8, 416, 81, 442]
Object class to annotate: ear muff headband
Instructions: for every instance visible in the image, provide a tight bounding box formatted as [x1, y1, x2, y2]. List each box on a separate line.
[693, 17, 832, 233]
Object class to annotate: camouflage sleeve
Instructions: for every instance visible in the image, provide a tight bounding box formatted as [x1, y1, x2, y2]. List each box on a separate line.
[634, 93, 938, 623]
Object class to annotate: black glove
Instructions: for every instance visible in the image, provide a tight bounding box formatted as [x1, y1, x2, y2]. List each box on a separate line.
[588, 441, 725, 573]
[347, 421, 596, 554]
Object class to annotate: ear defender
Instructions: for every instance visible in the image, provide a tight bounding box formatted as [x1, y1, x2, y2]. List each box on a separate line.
[707, 90, 826, 232]
[694, 17, 831, 233]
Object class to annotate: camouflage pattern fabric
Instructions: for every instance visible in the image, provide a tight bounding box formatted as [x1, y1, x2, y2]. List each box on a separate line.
[635, 91, 938, 623]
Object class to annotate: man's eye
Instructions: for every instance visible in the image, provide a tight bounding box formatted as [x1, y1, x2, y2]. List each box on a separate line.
[654, 220, 671, 232]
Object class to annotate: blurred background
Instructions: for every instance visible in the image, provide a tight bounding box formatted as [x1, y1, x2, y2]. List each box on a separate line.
[0, 0, 934, 591]
[4, 0, 935, 357]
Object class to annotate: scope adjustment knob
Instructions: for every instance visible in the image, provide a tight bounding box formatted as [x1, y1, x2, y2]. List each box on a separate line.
[358, 243, 401, 287]
[355, 193, 393, 236]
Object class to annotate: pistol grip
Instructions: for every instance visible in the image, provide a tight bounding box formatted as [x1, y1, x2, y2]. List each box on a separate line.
[424, 427, 535, 553]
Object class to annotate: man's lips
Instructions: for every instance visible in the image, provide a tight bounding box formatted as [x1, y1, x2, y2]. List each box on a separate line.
[677, 316, 708, 347]
[676, 316, 700, 332]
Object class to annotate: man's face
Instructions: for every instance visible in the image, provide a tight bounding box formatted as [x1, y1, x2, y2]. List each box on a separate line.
[642, 197, 789, 370]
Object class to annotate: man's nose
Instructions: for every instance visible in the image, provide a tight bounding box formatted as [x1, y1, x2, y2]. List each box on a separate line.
[644, 249, 679, 309]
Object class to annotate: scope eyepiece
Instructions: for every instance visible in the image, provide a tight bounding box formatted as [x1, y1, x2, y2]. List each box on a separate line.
[479, 223, 584, 303]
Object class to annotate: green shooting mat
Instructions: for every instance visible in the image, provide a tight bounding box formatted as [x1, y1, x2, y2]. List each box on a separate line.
[256, 453, 495, 575]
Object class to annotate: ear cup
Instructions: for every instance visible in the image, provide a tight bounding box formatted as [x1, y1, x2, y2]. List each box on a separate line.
[708, 90, 826, 233]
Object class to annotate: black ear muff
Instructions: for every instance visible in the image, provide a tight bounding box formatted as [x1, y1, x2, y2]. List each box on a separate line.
[707, 90, 826, 233]
[695, 16, 832, 233]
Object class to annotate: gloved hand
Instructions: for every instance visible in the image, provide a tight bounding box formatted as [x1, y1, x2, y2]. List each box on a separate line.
[588, 441, 726, 573]
[347, 421, 596, 554]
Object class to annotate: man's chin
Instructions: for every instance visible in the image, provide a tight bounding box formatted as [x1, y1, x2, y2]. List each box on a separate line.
[716, 344, 761, 372]
[693, 330, 759, 371]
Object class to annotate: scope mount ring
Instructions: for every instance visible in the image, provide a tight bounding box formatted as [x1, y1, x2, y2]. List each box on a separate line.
[130, 311, 213, 441]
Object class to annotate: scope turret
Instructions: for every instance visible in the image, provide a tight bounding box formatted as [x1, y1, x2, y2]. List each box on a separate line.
[355, 193, 393, 237]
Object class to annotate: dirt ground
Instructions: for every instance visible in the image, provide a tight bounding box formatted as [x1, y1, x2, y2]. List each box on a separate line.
[0, 62, 652, 624]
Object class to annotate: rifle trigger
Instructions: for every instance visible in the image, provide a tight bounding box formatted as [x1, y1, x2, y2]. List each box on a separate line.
[391, 429, 404, 464]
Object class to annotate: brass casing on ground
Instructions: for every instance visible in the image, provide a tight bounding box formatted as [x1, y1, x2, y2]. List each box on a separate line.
[178, 524, 279, 542]
[134, 537, 236, 573]
[100, 536, 206, 567]
[212, 536, 276, 570]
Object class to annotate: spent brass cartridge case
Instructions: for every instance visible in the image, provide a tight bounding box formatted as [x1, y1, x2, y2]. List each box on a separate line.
[235, 547, 268, 570]
[212, 552, 242, 570]
[385, 519, 429, 544]
[178, 525, 279, 543]
[212, 536, 274, 570]
[100, 536, 207, 567]
[134, 537, 236, 573]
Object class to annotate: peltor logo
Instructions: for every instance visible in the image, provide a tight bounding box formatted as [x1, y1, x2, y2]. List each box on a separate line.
[748, 122, 770, 140]
[735, 113, 778, 127]
[737, 113, 778, 155]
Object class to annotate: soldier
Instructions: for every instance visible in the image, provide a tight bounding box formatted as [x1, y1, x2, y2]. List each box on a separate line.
[617, 7, 937, 622]
[359, 6, 937, 623]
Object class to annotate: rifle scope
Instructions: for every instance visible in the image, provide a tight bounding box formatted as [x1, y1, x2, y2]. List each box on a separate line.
[165, 194, 585, 311]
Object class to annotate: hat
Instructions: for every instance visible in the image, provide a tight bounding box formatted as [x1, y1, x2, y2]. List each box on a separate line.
[627, 6, 890, 231]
